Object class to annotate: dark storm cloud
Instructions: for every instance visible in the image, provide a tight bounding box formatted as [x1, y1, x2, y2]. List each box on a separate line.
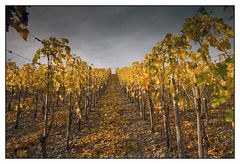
[6, 6, 234, 72]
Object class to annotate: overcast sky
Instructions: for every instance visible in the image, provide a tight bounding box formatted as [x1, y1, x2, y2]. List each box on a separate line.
[6, 6, 234, 72]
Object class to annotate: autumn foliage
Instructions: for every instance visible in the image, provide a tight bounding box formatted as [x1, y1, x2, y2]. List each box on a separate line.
[6, 8, 234, 158]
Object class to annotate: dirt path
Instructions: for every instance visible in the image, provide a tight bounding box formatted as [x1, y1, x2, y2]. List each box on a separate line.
[69, 74, 165, 158]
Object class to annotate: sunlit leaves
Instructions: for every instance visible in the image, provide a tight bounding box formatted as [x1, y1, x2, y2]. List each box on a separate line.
[178, 50, 187, 60]
[227, 30, 234, 38]
[227, 63, 234, 79]
[117, 8, 234, 130]
[218, 38, 231, 51]
[169, 82, 175, 96]
[181, 15, 212, 42]
[6, 61, 19, 89]
[32, 49, 40, 65]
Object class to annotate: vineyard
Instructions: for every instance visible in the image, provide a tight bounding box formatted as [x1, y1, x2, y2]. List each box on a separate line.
[6, 7, 234, 158]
